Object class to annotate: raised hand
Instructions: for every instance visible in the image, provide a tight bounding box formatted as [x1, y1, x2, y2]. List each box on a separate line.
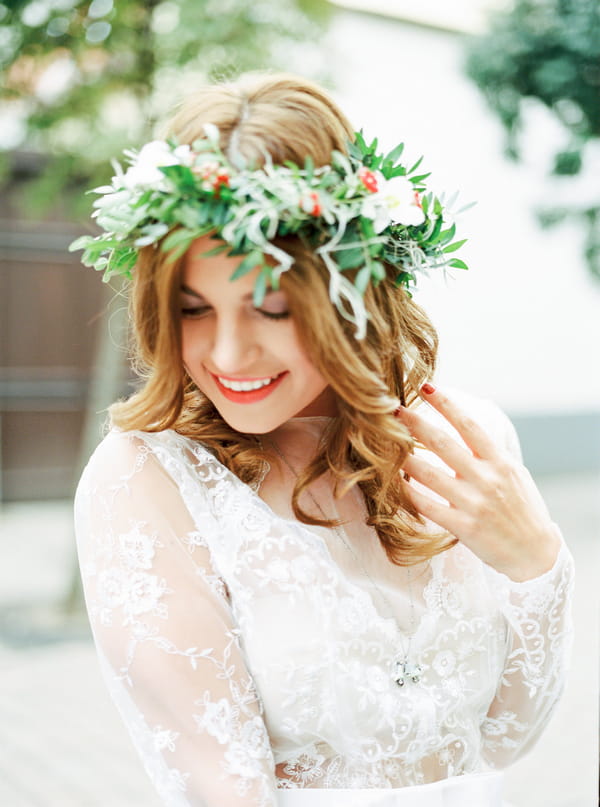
[396, 385, 561, 582]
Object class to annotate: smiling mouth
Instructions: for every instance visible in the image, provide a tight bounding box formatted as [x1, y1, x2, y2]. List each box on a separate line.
[217, 373, 283, 392]
[211, 371, 288, 403]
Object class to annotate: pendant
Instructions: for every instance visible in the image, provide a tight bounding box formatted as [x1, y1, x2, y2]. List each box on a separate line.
[394, 659, 423, 687]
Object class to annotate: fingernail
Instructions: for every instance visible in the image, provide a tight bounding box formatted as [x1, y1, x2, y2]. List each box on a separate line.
[421, 383, 436, 395]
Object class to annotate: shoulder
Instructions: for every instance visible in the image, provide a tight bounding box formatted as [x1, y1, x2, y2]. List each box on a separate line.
[414, 387, 522, 460]
[79, 429, 162, 486]
[74, 429, 207, 545]
[77, 428, 204, 499]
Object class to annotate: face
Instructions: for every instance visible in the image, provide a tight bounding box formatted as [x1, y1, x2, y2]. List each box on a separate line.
[179, 236, 337, 434]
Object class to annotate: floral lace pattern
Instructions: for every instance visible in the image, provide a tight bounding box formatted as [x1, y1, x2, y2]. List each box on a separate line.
[75, 415, 574, 806]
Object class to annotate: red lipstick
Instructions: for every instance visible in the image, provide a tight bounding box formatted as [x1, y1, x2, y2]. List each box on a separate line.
[212, 371, 288, 404]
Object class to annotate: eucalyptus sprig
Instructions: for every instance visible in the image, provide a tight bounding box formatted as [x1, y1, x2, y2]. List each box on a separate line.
[70, 127, 470, 338]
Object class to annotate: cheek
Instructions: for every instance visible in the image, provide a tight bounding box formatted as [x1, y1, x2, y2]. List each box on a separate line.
[180, 324, 208, 371]
[285, 333, 328, 390]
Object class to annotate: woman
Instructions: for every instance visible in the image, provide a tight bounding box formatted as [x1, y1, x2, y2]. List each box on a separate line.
[72, 73, 573, 806]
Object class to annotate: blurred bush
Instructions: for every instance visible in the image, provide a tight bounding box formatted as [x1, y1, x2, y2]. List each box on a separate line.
[0, 0, 331, 219]
[465, 0, 600, 280]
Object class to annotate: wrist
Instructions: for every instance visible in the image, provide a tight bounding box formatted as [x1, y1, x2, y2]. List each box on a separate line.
[501, 524, 562, 583]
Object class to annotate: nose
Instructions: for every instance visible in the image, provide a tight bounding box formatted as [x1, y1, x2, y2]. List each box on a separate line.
[209, 316, 260, 374]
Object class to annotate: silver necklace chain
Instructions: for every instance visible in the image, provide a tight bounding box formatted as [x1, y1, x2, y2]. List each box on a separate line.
[266, 439, 422, 687]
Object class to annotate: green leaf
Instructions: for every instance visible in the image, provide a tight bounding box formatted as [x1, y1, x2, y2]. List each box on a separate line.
[202, 243, 228, 258]
[162, 228, 196, 252]
[388, 165, 407, 179]
[410, 172, 431, 184]
[448, 258, 469, 270]
[68, 235, 94, 252]
[230, 249, 263, 281]
[407, 155, 424, 174]
[385, 142, 405, 164]
[355, 265, 372, 294]
[438, 222, 456, 245]
[252, 268, 269, 306]
[135, 222, 169, 246]
[159, 164, 197, 190]
[425, 215, 444, 245]
[395, 270, 415, 288]
[370, 260, 386, 282]
[174, 203, 203, 229]
[335, 246, 364, 270]
[442, 238, 467, 254]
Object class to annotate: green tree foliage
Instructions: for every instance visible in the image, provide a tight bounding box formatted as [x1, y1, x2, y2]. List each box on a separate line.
[0, 0, 330, 217]
[465, 0, 600, 279]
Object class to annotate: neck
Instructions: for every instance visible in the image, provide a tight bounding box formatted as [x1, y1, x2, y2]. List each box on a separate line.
[292, 385, 338, 418]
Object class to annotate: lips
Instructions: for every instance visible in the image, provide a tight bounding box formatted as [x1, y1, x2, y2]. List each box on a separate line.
[211, 371, 288, 404]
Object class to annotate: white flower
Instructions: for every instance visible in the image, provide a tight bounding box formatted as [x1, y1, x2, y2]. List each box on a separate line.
[264, 558, 290, 584]
[122, 140, 192, 191]
[240, 716, 271, 759]
[362, 174, 425, 232]
[96, 567, 128, 609]
[122, 571, 169, 621]
[424, 579, 467, 618]
[152, 725, 179, 753]
[196, 696, 235, 744]
[202, 122, 220, 145]
[337, 595, 369, 634]
[118, 524, 156, 570]
[290, 555, 317, 584]
[432, 650, 456, 678]
[365, 664, 389, 693]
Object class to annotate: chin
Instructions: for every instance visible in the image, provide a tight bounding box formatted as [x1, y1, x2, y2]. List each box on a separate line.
[208, 404, 289, 436]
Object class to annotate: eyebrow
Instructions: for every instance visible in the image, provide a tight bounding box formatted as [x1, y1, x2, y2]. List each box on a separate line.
[180, 283, 279, 301]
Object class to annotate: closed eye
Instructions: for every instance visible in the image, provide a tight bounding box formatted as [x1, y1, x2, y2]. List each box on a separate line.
[256, 309, 290, 321]
[181, 306, 211, 318]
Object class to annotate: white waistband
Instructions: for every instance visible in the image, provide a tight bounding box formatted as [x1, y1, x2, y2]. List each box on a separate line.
[277, 771, 505, 807]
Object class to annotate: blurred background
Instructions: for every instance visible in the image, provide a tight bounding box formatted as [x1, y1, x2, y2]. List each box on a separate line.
[0, 0, 598, 804]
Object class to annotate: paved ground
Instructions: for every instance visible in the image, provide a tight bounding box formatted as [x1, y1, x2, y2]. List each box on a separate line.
[0, 473, 598, 807]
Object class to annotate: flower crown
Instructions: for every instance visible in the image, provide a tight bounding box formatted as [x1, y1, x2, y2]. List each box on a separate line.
[69, 124, 469, 339]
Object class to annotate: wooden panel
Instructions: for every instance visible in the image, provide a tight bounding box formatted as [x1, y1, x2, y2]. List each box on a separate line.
[1, 410, 86, 500]
[1, 255, 105, 370]
[0, 217, 123, 501]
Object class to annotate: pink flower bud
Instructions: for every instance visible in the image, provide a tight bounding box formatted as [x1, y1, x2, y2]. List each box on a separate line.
[358, 167, 379, 193]
[301, 192, 322, 216]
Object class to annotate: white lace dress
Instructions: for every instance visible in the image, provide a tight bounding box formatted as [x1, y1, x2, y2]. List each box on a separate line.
[74, 400, 574, 807]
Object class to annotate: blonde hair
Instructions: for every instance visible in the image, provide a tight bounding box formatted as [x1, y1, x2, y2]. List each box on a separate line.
[111, 71, 455, 565]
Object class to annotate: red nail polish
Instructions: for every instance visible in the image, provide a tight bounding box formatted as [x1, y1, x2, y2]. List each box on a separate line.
[421, 383, 436, 395]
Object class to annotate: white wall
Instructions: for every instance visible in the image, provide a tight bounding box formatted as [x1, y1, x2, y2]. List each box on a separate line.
[327, 11, 600, 416]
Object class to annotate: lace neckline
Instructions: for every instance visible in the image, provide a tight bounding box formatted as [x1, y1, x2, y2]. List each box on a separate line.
[164, 428, 431, 644]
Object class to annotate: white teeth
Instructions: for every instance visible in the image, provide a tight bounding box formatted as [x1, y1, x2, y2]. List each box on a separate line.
[218, 374, 280, 392]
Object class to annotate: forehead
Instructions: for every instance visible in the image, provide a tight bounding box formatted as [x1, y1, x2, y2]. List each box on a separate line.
[182, 236, 262, 299]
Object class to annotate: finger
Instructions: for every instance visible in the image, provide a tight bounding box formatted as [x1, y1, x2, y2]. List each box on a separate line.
[403, 454, 471, 510]
[420, 384, 502, 460]
[396, 406, 476, 479]
[402, 478, 465, 537]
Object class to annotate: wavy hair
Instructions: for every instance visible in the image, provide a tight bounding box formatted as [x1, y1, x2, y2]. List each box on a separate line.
[111, 71, 455, 565]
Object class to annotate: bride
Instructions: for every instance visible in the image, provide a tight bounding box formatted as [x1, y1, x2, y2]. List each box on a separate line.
[72, 72, 573, 806]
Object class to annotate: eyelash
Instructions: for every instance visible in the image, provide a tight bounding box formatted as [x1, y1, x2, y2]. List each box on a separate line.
[259, 310, 290, 320]
[180, 307, 290, 321]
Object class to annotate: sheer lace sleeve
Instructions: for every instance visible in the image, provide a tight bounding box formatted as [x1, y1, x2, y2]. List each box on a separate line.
[481, 538, 573, 766]
[74, 431, 278, 807]
[478, 405, 575, 767]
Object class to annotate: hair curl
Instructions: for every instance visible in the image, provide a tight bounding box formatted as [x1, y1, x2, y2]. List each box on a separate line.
[111, 71, 455, 565]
